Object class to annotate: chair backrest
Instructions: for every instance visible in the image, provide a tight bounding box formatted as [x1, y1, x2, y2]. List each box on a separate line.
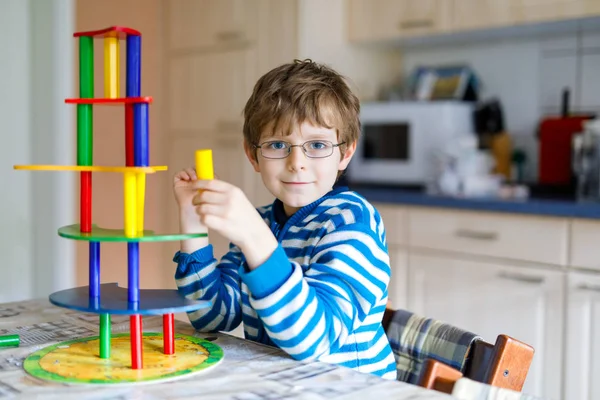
[465, 334, 535, 391]
[419, 359, 463, 394]
[383, 307, 535, 392]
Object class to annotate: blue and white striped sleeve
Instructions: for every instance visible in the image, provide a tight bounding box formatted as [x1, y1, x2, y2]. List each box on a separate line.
[173, 243, 243, 332]
[239, 222, 390, 360]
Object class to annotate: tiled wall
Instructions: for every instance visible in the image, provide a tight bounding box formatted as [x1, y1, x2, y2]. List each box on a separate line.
[402, 27, 600, 182]
[540, 29, 600, 115]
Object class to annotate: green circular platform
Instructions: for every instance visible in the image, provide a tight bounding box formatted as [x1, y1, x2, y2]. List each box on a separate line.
[58, 224, 208, 242]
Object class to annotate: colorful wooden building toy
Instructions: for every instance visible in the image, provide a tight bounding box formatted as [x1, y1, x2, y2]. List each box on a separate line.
[14, 26, 222, 384]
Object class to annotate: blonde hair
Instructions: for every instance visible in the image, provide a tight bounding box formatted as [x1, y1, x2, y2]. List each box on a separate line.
[243, 59, 360, 159]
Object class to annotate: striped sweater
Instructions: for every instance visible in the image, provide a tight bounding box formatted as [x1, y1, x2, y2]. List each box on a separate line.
[174, 187, 397, 379]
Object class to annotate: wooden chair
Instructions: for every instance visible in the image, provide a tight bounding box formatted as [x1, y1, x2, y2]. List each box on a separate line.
[383, 307, 535, 394]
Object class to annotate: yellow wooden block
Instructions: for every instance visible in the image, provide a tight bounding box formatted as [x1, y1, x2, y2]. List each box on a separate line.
[195, 149, 214, 180]
[14, 165, 167, 174]
[104, 37, 120, 98]
[136, 173, 146, 233]
[123, 172, 137, 238]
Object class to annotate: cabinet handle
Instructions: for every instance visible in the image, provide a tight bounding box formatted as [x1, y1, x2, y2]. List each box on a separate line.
[454, 229, 498, 241]
[398, 19, 434, 30]
[497, 271, 545, 285]
[215, 30, 244, 42]
[576, 283, 600, 293]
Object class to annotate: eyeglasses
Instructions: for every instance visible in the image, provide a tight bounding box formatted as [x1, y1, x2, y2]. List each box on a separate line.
[254, 140, 346, 159]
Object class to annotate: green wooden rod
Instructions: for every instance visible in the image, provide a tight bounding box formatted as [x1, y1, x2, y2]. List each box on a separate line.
[78, 36, 94, 166]
[99, 314, 110, 359]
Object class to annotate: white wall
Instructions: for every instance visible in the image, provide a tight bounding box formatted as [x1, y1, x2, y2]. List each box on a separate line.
[0, 0, 33, 302]
[401, 27, 600, 182]
[0, 0, 75, 302]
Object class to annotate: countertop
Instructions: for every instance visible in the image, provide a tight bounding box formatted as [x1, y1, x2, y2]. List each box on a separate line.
[351, 186, 600, 219]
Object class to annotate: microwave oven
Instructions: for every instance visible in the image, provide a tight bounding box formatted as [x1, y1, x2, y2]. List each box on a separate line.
[346, 101, 475, 186]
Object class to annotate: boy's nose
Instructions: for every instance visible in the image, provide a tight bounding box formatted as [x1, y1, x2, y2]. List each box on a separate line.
[286, 145, 306, 171]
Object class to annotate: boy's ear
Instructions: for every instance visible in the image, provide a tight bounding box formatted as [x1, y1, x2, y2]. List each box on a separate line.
[338, 141, 357, 171]
[244, 141, 261, 172]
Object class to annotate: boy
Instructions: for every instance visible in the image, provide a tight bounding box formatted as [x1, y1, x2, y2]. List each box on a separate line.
[173, 60, 396, 379]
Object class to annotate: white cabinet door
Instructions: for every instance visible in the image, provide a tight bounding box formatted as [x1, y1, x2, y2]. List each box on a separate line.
[407, 253, 564, 399]
[565, 272, 600, 400]
[388, 246, 408, 310]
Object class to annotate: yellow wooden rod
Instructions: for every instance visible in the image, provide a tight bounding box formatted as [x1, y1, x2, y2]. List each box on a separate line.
[104, 37, 119, 98]
[124, 172, 137, 237]
[195, 149, 214, 181]
[14, 164, 167, 173]
[136, 173, 145, 233]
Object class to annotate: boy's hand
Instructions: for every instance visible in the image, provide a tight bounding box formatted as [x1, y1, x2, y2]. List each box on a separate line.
[191, 179, 277, 269]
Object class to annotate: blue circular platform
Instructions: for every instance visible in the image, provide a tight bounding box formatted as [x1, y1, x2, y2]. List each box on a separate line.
[49, 283, 211, 315]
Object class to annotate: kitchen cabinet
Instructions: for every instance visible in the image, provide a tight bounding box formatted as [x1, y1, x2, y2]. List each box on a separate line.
[167, 49, 257, 134]
[376, 204, 409, 309]
[408, 207, 569, 266]
[570, 219, 600, 272]
[407, 253, 564, 398]
[349, 0, 452, 42]
[164, 0, 297, 193]
[348, 0, 600, 44]
[452, 0, 522, 31]
[388, 247, 409, 310]
[167, 0, 258, 51]
[520, 0, 600, 24]
[377, 204, 409, 246]
[565, 271, 600, 400]
[164, 0, 273, 211]
[372, 203, 600, 399]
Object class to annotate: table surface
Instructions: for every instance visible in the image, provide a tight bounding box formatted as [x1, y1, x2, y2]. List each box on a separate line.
[0, 298, 452, 399]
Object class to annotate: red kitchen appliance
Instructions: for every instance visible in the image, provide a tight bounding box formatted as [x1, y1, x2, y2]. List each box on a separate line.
[538, 90, 594, 185]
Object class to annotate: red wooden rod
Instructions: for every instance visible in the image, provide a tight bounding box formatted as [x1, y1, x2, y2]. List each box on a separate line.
[163, 314, 175, 355]
[125, 104, 134, 166]
[80, 172, 92, 233]
[73, 26, 141, 39]
[65, 97, 152, 105]
[130, 315, 143, 369]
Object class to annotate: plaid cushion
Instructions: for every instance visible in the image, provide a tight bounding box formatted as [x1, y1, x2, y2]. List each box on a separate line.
[386, 308, 481, 384]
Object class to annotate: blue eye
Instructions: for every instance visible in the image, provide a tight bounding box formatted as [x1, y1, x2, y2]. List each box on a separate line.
[307, 141, 329, 150]
[266, 141, 288, 150]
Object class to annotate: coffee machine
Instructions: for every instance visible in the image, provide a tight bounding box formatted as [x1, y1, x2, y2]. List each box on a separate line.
[537, 89, 595, 196]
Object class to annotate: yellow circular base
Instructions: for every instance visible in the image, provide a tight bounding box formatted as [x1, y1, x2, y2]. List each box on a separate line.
[24, 333, 223, 385]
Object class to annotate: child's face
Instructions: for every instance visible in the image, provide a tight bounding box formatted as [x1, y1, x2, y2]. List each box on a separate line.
[245, 120, 356, 216]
